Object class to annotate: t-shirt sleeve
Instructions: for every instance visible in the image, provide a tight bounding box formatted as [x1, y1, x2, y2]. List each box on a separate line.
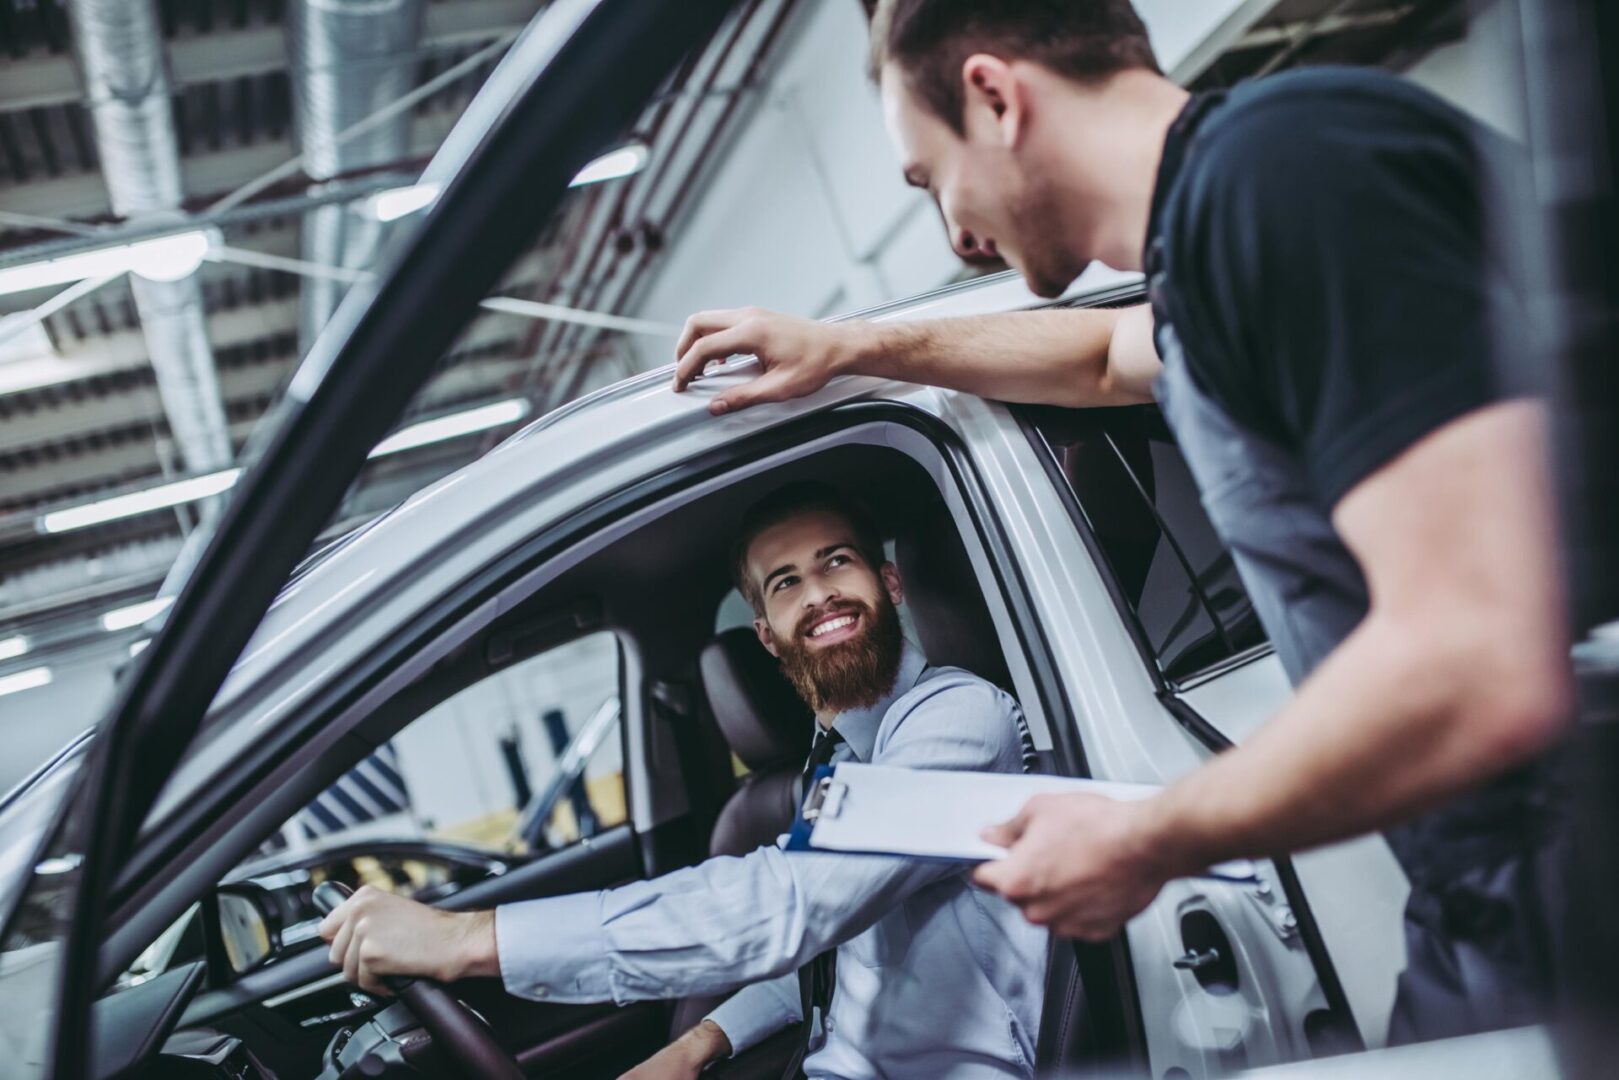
[1171, 94, 1514, 508]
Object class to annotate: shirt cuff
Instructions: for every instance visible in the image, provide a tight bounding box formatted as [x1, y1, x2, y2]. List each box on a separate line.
[495, 891, 613, 1003]
[704, 975, 802, 1057]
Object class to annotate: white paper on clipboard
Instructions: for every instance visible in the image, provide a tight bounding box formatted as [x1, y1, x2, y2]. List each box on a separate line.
[803, 763, 1257, 881]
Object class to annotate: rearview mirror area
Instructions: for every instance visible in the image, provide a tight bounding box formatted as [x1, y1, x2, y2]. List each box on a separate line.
[215, 882, 282, 976]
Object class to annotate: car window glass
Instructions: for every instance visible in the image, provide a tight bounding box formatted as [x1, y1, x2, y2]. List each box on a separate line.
[122, 631, 624, 984]
[267, 631, 623, 930]
[1027, 404, 1266, 681]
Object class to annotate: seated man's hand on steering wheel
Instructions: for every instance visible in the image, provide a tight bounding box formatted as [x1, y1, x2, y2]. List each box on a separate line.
[318, 884, 499, 994]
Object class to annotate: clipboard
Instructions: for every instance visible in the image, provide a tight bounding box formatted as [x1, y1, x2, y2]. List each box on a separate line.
[785, 762, 1258, 882]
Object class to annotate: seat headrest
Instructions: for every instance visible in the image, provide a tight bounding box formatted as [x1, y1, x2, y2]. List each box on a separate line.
[895, 503, 1013, 690]
[700, 628, 814, 771]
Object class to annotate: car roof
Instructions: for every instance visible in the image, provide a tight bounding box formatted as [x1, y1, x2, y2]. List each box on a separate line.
[194, 265, 1141, 742]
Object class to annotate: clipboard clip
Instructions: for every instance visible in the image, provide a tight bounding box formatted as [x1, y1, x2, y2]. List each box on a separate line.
[801, 772, 847, 823]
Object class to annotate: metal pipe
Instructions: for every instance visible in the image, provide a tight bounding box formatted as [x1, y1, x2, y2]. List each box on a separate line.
[288, 0, 427, 355]
[66, 0, 234, 475]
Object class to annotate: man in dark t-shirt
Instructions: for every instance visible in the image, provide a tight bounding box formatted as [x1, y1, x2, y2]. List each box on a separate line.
[668, 0, 1574, 1046]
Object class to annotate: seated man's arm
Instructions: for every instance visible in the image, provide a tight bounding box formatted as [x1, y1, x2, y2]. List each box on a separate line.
[703, 973, 800, 1059]
[496, 676, 1027, 1004]
[320, 679, 1028, 1001]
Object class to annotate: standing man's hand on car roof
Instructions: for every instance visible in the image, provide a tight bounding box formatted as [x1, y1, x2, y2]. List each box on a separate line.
[672, 303, 1158, 416]
[672, 307, 869, 416]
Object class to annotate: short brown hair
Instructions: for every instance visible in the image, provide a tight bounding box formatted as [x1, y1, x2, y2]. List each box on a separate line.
[869, 0, 1161, 135]
[731, 482, 886, 614]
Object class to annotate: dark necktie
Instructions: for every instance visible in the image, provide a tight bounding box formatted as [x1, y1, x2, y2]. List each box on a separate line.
[793, 727, 845, 1070]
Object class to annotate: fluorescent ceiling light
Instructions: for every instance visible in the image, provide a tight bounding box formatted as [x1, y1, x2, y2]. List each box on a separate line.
[371, 183, 443, 223]
[38, 399, 526, 536]
[0, 229, 215, 297]
[129, 639, 151, 657]
[369, 398, 530, 459]
[0, 635, 27, 663]
[101, 597, 174, 633]
[0, 666, 52, 699]
[0, 316, 55, 365]
[370, 141, 650, 222]
[570, 142, 649, 186]
[40, 468, 241, 534]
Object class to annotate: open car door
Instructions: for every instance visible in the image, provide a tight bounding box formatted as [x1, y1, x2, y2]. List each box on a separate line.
[17, 1, 737, 1075]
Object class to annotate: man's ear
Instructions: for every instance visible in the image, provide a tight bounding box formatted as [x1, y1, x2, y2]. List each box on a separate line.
[754, 616, 779, 658]
[880, 562, 904, 606]
[961, 53, 1025, 147]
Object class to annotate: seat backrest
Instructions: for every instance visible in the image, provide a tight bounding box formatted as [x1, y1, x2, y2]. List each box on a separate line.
[671, 628, 814, 1037]
[895, 503, 1013, 690]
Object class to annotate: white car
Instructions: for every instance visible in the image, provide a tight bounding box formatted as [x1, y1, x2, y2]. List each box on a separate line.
[0, 2, 1410, 1077]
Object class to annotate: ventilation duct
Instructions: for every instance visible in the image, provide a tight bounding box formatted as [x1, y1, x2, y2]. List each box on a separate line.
[67, 0, 234, 475]
[289, 0, 426, 354]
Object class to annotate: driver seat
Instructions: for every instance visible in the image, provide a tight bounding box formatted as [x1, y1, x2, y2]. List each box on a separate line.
[667, 629, 813, 1074]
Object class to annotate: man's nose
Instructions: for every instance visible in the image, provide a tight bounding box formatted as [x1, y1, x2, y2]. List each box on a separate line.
[952, 227, 998, 263]
[801, 576, 840, 610]
[952, 226, 983, 259]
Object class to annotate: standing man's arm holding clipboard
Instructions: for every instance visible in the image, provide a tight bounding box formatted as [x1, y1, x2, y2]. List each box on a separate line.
[972, 407, 1569, 940]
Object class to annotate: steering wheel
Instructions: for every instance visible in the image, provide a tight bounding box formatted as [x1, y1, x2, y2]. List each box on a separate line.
[312, 881, 526, 1080]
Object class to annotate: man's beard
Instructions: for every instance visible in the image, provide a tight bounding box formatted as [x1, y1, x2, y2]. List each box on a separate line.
[775, 595, 905, 715]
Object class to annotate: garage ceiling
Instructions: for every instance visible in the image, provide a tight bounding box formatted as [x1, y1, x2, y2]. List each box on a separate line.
[0, 0, 1465, 665]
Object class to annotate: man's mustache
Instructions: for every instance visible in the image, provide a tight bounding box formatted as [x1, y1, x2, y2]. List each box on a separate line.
[793, 600, 870, 643]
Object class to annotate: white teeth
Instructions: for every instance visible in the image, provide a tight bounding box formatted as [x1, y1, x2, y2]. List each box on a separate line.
[810, 615, 856, 638]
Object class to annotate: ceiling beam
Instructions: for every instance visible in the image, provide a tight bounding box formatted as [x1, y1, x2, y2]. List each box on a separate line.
[0, 0, 542, 112]
[0, 110, 461, 219]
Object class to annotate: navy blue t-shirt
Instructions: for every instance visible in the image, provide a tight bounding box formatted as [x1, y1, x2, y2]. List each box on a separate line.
[1151, 66, 1529, 510]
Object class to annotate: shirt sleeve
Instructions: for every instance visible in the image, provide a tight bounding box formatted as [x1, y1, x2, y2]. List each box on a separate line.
[1173, 92, 1515, 508]
[492, 677, 1027, 1005]
[704, 973, 802, 1056]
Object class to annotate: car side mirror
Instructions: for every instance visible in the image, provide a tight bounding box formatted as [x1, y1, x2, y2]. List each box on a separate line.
[214, 882, 282, 975]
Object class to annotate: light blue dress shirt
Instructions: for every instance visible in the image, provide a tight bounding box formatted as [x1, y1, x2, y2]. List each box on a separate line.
[495, 642, 1049, 1079]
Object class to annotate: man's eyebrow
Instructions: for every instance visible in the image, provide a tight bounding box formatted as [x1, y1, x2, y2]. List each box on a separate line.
[760, 544, 858, 590]
[762, 561, 799, 590]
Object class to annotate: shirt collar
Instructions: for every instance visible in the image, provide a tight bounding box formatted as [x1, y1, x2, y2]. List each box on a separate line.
[826, 640, 928, 763]
[1143, 90, 1228, 269]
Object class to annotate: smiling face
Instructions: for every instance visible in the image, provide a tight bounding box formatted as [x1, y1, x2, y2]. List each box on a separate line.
[882, 62, 1096, 298]
[744, 509, 906, 718]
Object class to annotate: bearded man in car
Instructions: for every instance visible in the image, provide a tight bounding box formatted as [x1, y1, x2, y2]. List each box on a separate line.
[320, 482, 1047, 1080]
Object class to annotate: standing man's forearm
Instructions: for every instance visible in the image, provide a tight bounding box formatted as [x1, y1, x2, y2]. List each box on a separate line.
[673, 304, 1159, 414]
[1140, 597, 1568, 880]
[843, 307, 1157, 407]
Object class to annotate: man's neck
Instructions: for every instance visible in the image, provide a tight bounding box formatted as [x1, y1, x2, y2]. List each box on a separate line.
[1049, 71, 1190, 272]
